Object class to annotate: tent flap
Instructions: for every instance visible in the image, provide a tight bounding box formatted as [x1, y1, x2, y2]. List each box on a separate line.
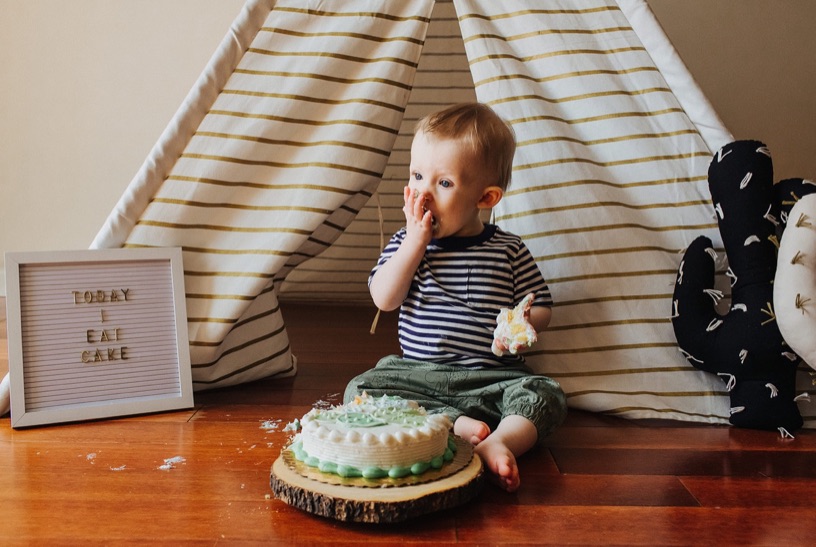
[93, 0, 435, 389]
[455, 0, 729, 422]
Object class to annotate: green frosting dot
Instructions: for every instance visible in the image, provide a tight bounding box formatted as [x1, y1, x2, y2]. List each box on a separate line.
[318, 461, 337, 474]
[362, 467, 387, 479]
[388, 466, 411, 479]
[336, 465, 362, 478]
[411, 461, 430, 475]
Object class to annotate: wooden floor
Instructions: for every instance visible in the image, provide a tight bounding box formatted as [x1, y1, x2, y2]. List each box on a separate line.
[1, 299, 815, 545]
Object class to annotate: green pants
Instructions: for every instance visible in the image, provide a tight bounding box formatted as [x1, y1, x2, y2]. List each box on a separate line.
[343, 355, 567, 441]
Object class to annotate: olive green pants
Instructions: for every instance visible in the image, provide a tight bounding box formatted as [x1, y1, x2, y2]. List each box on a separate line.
[343, 355, 567, 441]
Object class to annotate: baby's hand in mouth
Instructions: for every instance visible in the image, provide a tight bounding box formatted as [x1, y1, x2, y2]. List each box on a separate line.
[413, 189, 439, 232]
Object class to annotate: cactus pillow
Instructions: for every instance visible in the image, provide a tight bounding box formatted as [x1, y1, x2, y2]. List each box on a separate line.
[671, 141, 807, 434]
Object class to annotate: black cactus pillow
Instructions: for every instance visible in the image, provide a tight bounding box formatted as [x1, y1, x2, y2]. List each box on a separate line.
[671, 140, 805, 433]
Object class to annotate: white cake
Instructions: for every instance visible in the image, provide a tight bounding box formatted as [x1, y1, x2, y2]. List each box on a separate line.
[290, 393, 455, 479]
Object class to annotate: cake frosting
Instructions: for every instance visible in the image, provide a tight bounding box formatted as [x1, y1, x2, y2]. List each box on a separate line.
[290, 393, 455, 479]
[492, 292, 538, 356]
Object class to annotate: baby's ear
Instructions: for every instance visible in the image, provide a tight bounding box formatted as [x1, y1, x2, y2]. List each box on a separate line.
[478, 185, 503, 209]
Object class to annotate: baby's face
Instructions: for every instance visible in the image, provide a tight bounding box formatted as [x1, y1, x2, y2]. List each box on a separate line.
[408, 130, 490, 238]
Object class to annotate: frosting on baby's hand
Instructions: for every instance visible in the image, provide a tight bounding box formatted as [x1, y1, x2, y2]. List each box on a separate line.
[492, 293, 537, 356]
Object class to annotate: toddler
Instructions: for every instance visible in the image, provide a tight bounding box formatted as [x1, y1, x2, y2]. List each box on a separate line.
[344, 103, 566, 492]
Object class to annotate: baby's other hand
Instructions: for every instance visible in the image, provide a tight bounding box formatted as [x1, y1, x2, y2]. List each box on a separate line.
[492, 293, 538, 357]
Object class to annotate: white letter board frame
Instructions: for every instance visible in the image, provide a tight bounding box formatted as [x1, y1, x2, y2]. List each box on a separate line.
[5, 247, 193, 428]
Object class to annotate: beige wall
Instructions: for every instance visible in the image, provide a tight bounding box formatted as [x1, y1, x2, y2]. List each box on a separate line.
[0, 0, 245, 294]
[2, 0, 815, 295]
[648, 0, 816, 180]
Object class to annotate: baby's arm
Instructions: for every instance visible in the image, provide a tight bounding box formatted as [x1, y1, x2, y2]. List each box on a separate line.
[527, 305, 552, 333]
[369, 187, 434, 311]
[369, 237, 425, 310]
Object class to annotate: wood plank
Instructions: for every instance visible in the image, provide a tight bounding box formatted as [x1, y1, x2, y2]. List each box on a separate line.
[681, 476, 816, 507]
[544, 424, 816, 451]
[488, 474, 700, 507]
[188, 403, 313, 423]
[550, 446, 816, 477]
[194, 383, 347, 406]
[456, 505, 814, 545]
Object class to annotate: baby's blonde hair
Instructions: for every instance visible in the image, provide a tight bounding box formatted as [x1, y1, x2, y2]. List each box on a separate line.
[415, 102, 516, 191]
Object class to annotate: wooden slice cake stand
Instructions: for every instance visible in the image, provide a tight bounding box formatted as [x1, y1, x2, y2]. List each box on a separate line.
[270, 436, 484, 523]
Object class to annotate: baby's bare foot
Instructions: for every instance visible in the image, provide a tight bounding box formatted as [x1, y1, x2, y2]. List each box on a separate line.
[453, 416, 491, 446]
[474, 438, 521, 492]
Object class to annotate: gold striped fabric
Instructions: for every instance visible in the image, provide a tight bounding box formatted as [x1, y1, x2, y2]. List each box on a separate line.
[279, 0, 477, 300]
[99, 0, 435, 389]
[455, 0, 728, 423]
[454, 0, 816, 426]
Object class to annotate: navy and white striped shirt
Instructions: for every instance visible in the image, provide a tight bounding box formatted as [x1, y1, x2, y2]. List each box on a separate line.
[370, 224, 552, 368]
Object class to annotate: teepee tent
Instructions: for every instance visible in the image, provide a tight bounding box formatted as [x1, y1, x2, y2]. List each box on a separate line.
[89, 0, 813, 426]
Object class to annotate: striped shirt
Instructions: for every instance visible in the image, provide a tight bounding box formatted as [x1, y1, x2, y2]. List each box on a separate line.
[370, 224, 552, 368]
